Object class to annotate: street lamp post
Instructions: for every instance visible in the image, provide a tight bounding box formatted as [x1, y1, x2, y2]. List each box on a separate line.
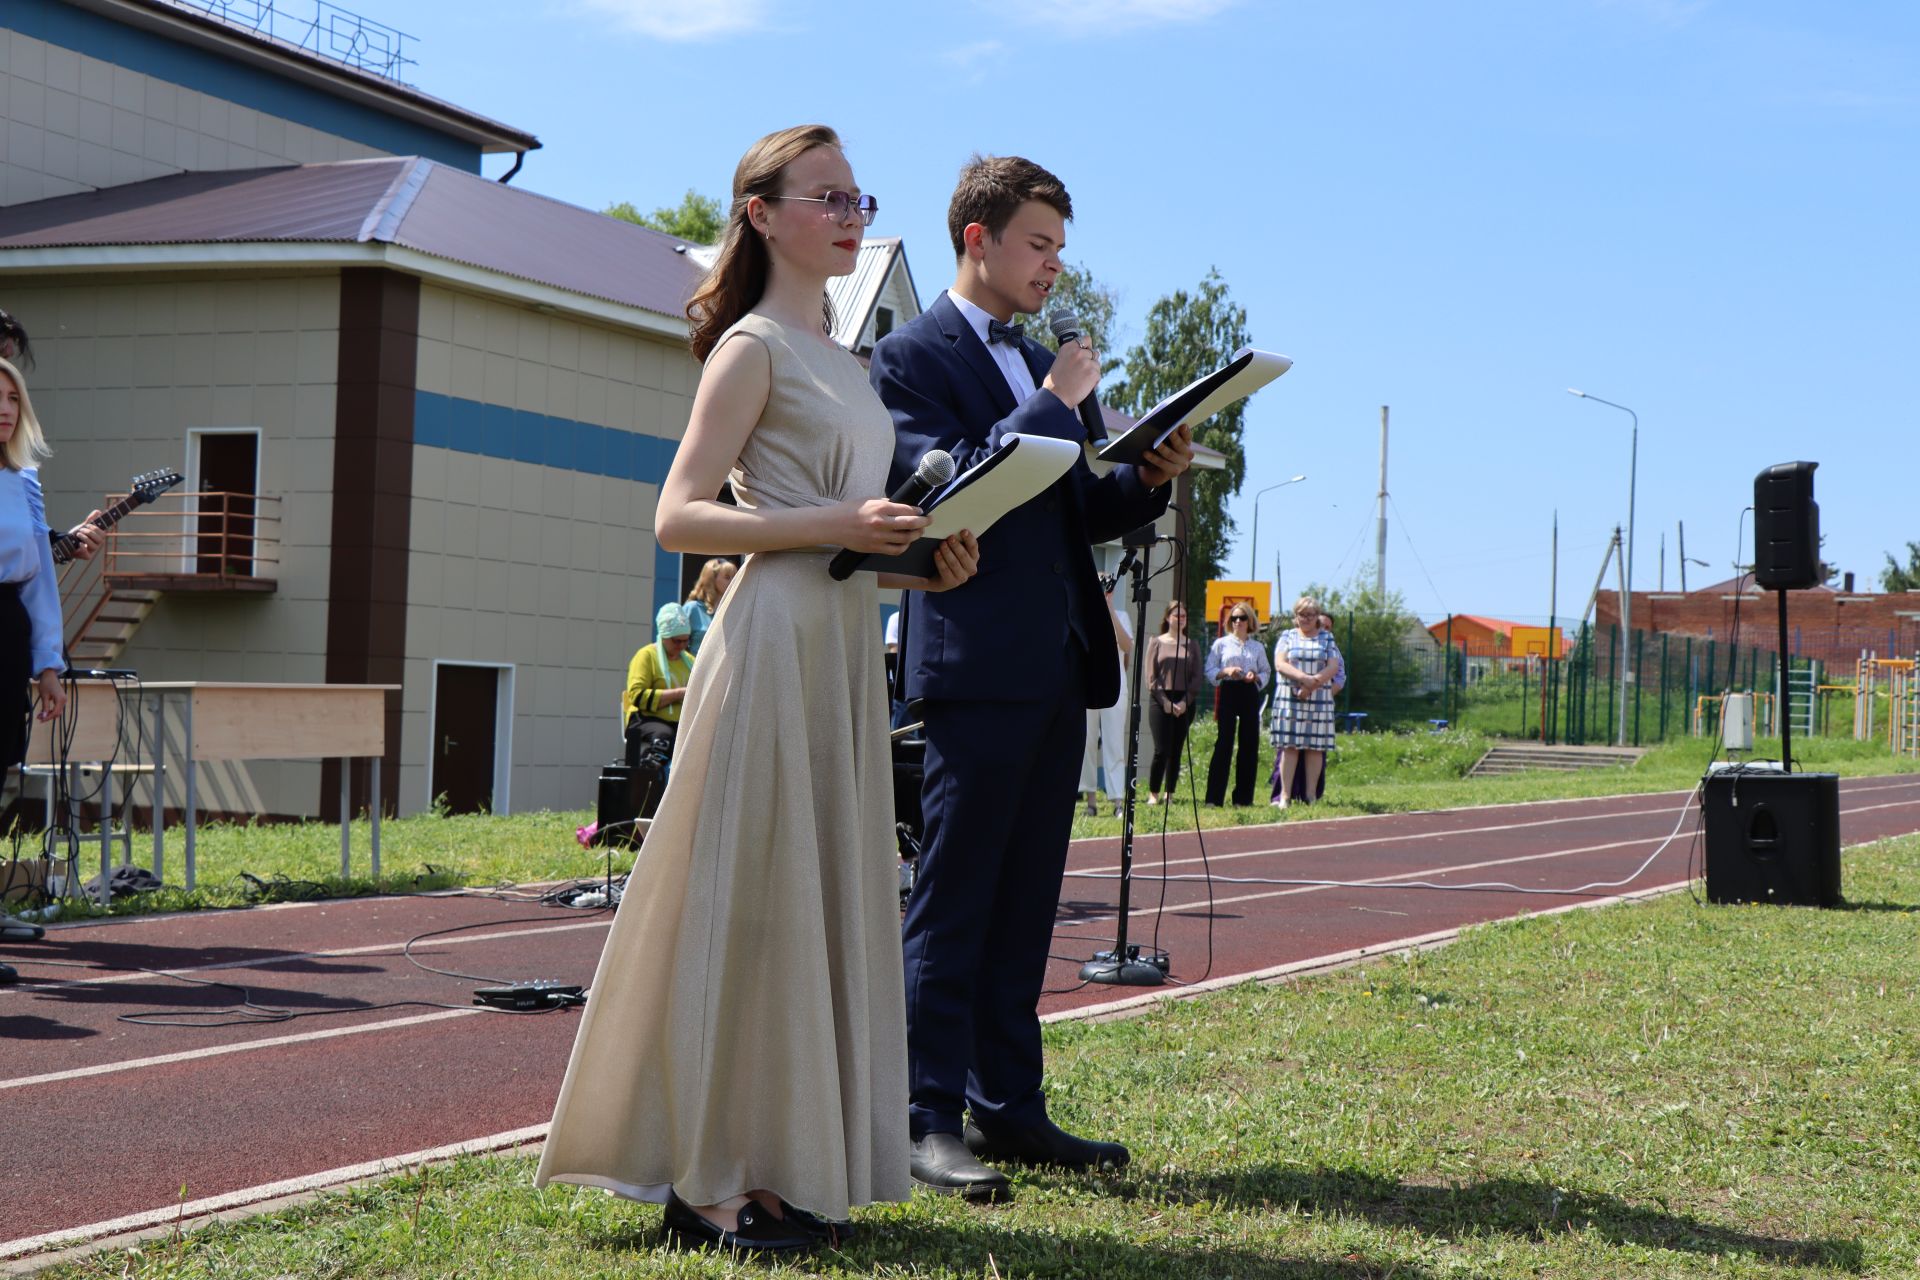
[1249, 474, 1308, 590]
[1568, 389, 1638, 746]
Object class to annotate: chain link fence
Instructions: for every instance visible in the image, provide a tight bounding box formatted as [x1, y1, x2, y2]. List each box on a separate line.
[1190, 613, 1918, 747]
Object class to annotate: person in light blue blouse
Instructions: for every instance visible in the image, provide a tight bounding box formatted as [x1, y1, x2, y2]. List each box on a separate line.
[681, 557, 737, 656]
[1203, 605, 1271, 806]
[0, 357, 71, 975]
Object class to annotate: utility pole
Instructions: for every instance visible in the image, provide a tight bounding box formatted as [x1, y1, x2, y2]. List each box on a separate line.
[1375, 405, 1389, 599]
[1660, 530, 1666, 592]
[1678, 520, 1690, 593]
[1549, 511, 1560, 744]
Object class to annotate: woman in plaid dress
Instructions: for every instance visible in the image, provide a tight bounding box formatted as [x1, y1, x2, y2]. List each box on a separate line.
[1269, 596, 1338, 809]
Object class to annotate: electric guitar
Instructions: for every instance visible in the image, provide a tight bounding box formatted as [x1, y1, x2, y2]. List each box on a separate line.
[51, 469, 186, 565]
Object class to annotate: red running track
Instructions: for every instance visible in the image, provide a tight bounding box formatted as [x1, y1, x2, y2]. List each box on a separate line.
[4, 774, 1919, 1258]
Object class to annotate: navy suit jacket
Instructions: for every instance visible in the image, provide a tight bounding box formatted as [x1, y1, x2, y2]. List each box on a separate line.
[870, 292, 1170, 709]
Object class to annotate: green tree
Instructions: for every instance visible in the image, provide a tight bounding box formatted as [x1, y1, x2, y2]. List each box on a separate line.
[1017, 262, 1123, 374]
[1106, 268, 1251, 624]
[605, 189, 725, 245]
[1882, 541, 1920, 592]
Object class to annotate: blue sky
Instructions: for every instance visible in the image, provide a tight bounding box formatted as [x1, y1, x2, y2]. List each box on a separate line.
[369, 0, 1913, 622]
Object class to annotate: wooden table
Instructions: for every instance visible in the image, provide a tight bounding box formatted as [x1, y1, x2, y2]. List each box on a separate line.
[32, 681, 399, 892]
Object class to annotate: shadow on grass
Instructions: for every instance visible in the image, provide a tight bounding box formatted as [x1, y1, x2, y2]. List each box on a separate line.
[1833, 899, 1920, 914]
[584, 1217, 1432, 1279]
[1129, 1165, 1862, 1272]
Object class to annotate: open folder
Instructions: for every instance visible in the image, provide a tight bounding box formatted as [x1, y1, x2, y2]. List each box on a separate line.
[853, 434, 1081, 578]
[1095, 347, 1293, 466]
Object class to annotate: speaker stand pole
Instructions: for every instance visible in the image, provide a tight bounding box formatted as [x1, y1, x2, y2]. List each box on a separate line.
[1082, 531, 1166, 987]
[1777, 588, 1793, 774]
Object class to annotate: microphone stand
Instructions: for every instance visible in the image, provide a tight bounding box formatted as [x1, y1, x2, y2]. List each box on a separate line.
[1081, 526, 1168, 986]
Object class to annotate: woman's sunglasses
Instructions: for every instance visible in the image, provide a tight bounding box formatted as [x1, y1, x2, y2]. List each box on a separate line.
[1230, 615, 1252, 625]
[766, 190, 878, 227]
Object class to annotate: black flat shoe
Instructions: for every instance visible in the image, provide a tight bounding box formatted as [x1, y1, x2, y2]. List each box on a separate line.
[661, 1191, 815, 1253]
[0, 963, 15, 986]
[964, 1116, 1130, 1172]
[910, 1132, 1012, 1203]
[778, 1199, 856, 1248]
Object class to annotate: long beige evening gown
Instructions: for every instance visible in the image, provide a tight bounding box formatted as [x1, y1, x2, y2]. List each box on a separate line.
[535, 313, 910, 1218]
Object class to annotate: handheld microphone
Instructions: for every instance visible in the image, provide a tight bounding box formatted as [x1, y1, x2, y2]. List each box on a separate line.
[1046, 307, 1110, 446]
[828, 449, 955, 581]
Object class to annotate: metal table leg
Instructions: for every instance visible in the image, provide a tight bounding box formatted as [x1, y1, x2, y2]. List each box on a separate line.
[183, 696, 197, 893]
[151, 696, 166, 886]
[369, 761, 381, 882]
[340, 759, 352, 880]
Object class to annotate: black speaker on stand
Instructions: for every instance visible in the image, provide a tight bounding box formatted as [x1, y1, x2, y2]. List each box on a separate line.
[1703, 460, 1842, 907]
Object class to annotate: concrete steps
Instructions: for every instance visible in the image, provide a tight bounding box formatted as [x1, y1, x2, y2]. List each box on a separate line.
[1470, 743, 1646, 777]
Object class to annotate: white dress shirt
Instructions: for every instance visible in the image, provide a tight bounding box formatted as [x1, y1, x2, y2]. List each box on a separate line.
[946, 290, 1040, 406]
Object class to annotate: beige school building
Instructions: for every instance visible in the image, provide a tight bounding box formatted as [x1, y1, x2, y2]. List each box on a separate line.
[1, 0, 1208, 824]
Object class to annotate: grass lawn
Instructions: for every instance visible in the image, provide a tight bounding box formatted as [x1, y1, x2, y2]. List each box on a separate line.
[20, 726, 1918, 923]
[34, 832, 1920, 1278]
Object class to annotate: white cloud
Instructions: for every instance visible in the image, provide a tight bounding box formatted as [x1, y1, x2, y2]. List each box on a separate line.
[979, 0, 1237, 36]
[572, 0, 771, 41]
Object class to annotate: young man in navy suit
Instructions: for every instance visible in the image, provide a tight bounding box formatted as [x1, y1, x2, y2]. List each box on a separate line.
[871, 155, 1193, 1200]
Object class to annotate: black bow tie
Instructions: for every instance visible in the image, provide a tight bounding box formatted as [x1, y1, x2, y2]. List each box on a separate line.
[986, 319, 1024, 346]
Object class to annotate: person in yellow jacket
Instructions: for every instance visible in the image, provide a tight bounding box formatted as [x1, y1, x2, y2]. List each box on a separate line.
[622, 604, 694, 813]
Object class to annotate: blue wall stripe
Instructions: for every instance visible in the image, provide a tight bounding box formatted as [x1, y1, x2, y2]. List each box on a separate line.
[411, 391, 893, 635]
[8, 0, 482, 170]
[414, 389, 681, 617]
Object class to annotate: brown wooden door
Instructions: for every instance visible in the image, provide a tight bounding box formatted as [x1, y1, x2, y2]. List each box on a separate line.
[196, 433, 257, 577]
[432, 665, 498, 814]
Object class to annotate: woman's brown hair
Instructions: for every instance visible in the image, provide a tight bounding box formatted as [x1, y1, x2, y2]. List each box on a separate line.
[1160, 601, 1187, 633]
[687, 124, 842, 363]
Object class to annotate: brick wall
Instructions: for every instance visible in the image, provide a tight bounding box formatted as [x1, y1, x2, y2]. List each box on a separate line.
[1596, 588, 1920, 667]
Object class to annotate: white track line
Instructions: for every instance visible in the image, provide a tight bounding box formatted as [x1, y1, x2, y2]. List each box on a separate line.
[1059, 795, 1920, 927]
[1071, 776, 1920, 878]
[1067, 773, 1920, 844]
[0, 1124, 551, 1260]
[1043, 879, 1693, 1024]
[0, 1009, 483, 1092]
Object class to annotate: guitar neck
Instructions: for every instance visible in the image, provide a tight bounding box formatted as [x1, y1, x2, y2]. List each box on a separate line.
[51, 493, 142, 566]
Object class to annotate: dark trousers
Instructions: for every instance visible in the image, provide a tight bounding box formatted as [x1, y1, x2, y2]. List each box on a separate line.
[902, 651, 1086, 1140]
[0, 585, 28, 788]
[1147, 695, 1193, 794]
[1206, 680, 1261, 806]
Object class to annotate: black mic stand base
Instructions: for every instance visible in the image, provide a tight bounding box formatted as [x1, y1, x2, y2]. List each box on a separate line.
[1079, 947, 1168, 986]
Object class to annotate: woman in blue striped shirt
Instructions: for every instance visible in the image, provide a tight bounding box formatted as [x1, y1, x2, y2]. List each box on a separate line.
[0, 358, 71, 978]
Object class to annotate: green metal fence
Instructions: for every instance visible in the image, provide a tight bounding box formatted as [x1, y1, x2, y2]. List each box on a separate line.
[1318, 615, 1818, 746]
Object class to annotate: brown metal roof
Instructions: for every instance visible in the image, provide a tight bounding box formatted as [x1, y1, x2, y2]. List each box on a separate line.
[0, 158, 706, 321]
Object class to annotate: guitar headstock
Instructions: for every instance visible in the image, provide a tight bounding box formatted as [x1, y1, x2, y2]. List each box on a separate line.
[129, 469, 185, 506]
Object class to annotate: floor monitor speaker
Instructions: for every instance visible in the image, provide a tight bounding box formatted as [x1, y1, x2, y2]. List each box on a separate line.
[1701, 770, 1841, 907]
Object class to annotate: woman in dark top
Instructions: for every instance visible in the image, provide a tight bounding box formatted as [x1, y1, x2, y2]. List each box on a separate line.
[1144, 601, 1202, 805]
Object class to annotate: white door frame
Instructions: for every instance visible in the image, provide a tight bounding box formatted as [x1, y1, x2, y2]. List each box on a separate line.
[184, 427, 263, 575]
[425, 660, 516, 815]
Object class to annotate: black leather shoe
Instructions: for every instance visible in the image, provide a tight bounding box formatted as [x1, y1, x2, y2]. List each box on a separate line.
[910, 1132, 1012, 1203]
[778, 1200, 856, 1248]
[965, 1116, 1130, 1171]
[0, 963, 15, 986]
[661, 1192, 815, 1253]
